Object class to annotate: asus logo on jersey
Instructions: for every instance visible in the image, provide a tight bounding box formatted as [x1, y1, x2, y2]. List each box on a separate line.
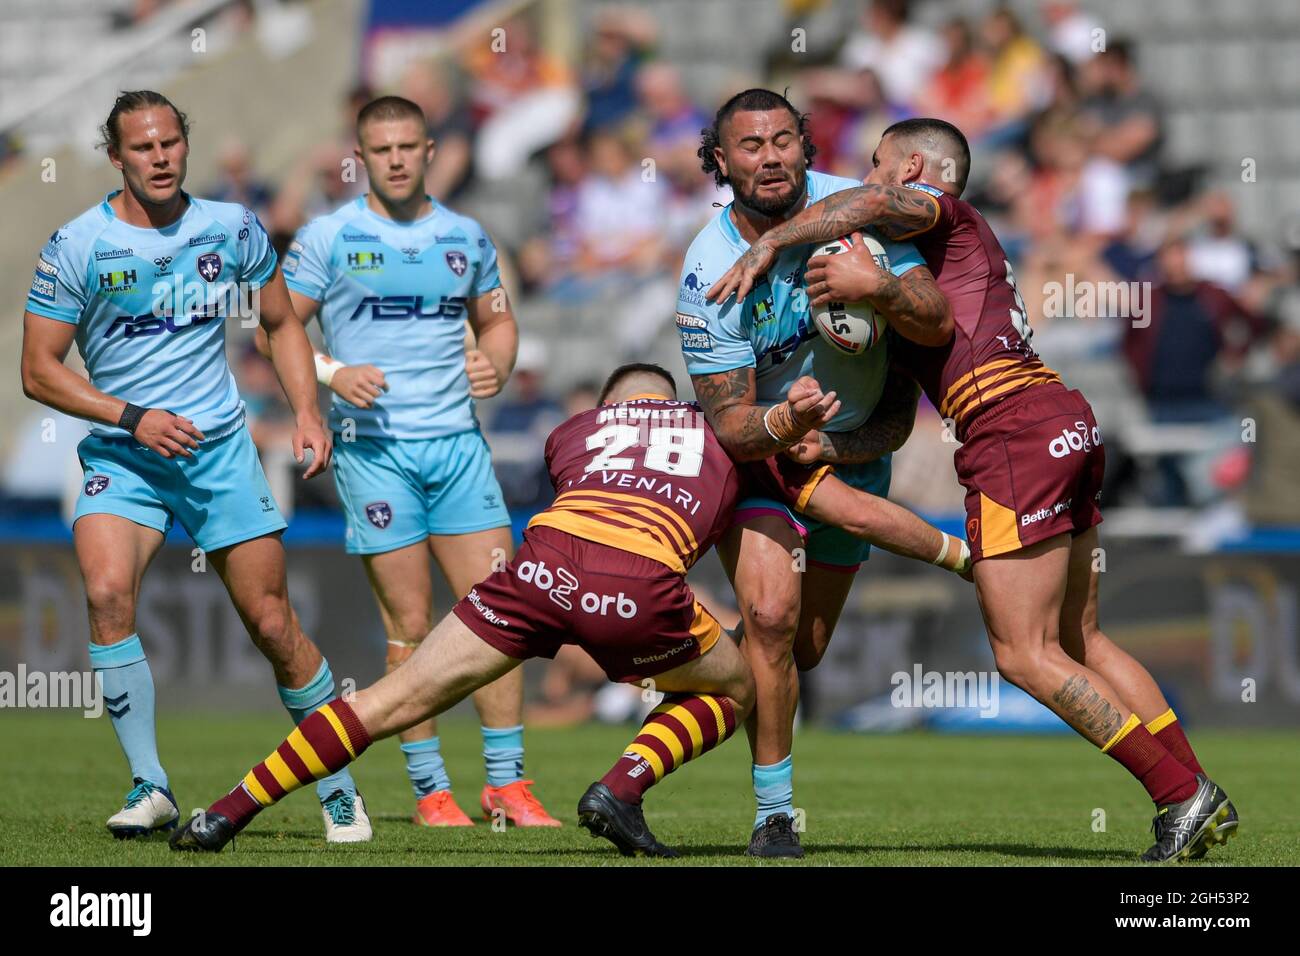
[103, 306, 221, 339]
[346, 295, 467, 321]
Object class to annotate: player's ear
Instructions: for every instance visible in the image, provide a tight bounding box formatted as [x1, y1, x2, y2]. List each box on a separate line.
[713, 146, 728, 179]
[425, 138, 436, 164]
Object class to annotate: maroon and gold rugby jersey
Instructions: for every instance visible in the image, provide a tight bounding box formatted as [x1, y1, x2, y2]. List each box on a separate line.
[889, 183, 1062, 442]
[528, 395, 828, 574]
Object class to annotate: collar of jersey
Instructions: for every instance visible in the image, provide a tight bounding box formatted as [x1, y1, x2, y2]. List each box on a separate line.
[354, 194, 442, 229]
[621, 393, 673, 402]
[99, 190, 195, 234]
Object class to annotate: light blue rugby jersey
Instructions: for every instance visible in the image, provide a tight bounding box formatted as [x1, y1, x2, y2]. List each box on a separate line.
[283, 196, 502, 440]
[677, 170, 925, 431]
[25, 192, 275, 438]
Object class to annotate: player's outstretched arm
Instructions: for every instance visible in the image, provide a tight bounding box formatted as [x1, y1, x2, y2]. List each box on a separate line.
[789, 363, 919, 465]
[256, 267, 331, 477]
[693, 368, 840, 462]
[707, 185, 942, 304]
[465, 287, 518, 399]
[801, 474, 970, 576]
[21, 311, 204, 458]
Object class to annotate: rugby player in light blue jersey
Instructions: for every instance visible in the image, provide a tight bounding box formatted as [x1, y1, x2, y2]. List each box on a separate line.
[676, 89, 953, 857]
[256, 96, 558, 828]
[19, 91, 370, 844]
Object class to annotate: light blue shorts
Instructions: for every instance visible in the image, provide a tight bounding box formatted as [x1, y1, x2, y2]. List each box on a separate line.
[734, 454, 893, 570]
[73, 420, 287, 552]
[332, 430, 510, 555]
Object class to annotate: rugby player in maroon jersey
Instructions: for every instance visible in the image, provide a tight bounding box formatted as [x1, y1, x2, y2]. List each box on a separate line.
[171, 363, 971, 858]
[708, 119, 1237, 863]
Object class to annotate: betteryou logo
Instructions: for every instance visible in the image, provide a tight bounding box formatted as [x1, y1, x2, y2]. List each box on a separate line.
[50, 886, 151, 936]
[0, 665, 102, 717]
[891, 664, 1000, 718]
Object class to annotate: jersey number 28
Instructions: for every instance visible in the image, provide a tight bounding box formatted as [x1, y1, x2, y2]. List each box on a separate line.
[584, 424, 705, 477]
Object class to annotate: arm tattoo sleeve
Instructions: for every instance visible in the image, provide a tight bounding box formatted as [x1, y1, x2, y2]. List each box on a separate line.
[1052, 674, 1126, 743]
[820, 365, 920, 464]
[691, 368, 787, 462]
[868, 266, 952, 345]
[760, 184, 941, 251]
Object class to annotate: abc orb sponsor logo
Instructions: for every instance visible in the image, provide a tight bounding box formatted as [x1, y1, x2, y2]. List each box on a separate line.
[515, 559, 638, 618]
[1048, 421, 1103, 459]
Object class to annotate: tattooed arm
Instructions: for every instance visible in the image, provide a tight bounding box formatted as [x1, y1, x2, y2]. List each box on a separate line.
[804, 248, 953, 346]
[707, 185, 943, 305]
[692, 368, 841, 462]
[788, 363, 920, 465]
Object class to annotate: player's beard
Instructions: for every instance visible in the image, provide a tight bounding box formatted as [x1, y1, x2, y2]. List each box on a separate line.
[735, 166, 807, 219]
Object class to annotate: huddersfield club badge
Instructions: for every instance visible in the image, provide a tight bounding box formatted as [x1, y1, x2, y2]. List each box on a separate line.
[365, 501, 393, 529]
[445, 250, 467, 277]
[84, 475, 111, 497]
[197, 252, 222, 282]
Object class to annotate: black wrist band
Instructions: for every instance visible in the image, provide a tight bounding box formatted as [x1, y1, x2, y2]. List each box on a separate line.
[118, 403, 147, 435]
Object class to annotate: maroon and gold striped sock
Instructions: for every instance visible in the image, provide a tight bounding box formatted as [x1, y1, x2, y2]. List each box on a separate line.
[600, 694, 737, 804]
[1146, 709, 1205, 776]
[1102, 714, 1197, 805]
[208, 698, 372, 828]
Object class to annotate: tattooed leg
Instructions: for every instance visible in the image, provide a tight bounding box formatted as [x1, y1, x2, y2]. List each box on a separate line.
[972, 533, 1130, 747]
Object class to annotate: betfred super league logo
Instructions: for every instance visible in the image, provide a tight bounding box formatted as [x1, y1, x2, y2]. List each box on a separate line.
[365, 501, 393, 529]
[197, 252, 222, 282]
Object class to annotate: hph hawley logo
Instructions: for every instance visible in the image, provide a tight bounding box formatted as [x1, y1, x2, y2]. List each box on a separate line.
[85, 475, 111, 496]
[445, 251, 468, 276]
[366, 501, 393, 529]
[197, 252, 222, 283]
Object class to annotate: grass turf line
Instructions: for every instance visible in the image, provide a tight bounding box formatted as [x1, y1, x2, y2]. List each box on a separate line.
[0, 713, 1294, 866]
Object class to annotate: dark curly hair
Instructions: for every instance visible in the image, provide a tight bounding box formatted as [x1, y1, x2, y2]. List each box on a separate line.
[698, 88, 817, 190]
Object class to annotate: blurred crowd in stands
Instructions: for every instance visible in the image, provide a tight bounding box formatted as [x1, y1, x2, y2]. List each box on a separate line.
[7, 0, 1300, 529]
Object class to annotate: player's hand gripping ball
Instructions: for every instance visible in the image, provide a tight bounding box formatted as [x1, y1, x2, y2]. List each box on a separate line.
[807, 234, 890, 355]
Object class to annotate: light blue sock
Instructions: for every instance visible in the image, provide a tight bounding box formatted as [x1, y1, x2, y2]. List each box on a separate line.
[400, 736, 451, 798]
[278, 659, 357, 801]
[481, 724, 524, 788]
[90, 634, 167, 789]
[753, 755, 794, 828]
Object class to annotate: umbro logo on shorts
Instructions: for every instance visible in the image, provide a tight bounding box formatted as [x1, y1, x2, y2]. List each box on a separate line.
[84, 475, 111, 497]
[365, 501, 393, 529]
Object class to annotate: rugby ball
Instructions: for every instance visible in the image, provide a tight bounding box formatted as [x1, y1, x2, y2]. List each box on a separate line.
[808, 235, 889, 355]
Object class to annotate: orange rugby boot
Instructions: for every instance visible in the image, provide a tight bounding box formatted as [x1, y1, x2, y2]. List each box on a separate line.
[480, 780, 562, 827]
[413, 790, 476, 827]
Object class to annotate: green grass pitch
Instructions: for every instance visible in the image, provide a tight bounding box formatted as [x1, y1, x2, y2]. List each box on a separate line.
[1, 714, 1294, 866]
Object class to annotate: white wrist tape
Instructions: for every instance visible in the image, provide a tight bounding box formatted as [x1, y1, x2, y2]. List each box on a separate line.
[315, 353, 344, 387]
[932, 531, 951, 567]
[762, 405, 784, 444]
[955, 539, 972, 574]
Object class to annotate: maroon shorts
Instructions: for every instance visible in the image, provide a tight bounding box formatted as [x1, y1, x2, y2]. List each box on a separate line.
[451, 525, 723, 683]
[955, 382, 1105, 562]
